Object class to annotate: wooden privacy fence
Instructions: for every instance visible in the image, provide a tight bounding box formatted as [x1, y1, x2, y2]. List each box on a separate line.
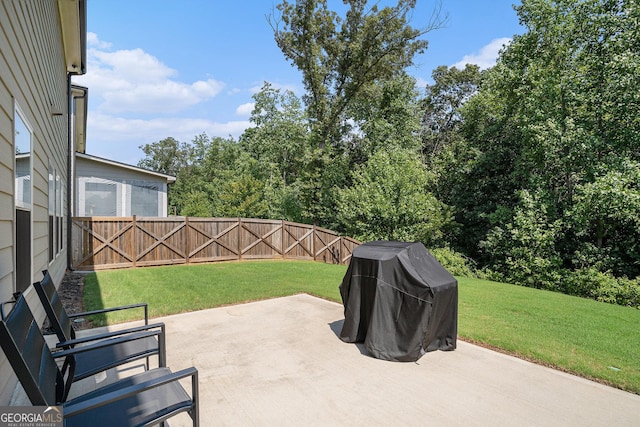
[71, 216, 361, 270]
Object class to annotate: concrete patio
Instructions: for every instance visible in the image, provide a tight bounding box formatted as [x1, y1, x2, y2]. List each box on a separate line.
[69, 294, 639, 426]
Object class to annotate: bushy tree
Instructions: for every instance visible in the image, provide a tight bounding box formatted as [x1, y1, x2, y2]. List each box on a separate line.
[569, 161, 640, 278]
[138, 137, 192, 177]
[270, 0, 444, 226]
[480, 189, 564, 290]
[421, 64, 482, 163]
[241, 83, 308, 221]
[271, 0, 443, 148]
[450, 0, 640, 285]
[337, 148, 452, 245]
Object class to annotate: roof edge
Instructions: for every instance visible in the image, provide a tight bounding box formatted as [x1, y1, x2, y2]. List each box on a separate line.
[58, 0, 87, 75]
[75, 152, 177, 183]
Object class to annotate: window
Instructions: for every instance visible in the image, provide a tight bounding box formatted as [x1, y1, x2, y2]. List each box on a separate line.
[130, 181, 160, 216]
[84, 182, 118, 216]
[14, 114, 31, 210]
[14, 105, 32, 293]
[49, 164, 55, 261]
[56, 173, 63, 253]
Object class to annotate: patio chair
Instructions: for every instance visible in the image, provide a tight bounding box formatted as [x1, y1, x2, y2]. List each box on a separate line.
[34, 270, 166, 377]
[34, 270, 153, 348]
[2, 289, 165, 403]
[0, 294, 199, 426]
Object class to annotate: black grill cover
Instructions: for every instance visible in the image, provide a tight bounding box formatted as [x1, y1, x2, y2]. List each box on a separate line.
[339, 241, 457, 362]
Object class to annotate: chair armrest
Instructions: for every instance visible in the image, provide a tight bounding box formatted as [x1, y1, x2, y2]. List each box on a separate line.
[54, 322, 165, 349]
[68, 303, 148, 325]
[52, 329, 162, 358]
[63, 367, 198, 419]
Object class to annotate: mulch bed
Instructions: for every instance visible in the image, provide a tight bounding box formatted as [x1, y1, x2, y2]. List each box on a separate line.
[58, 271, 86, 315]
[54, 271, 94, 330]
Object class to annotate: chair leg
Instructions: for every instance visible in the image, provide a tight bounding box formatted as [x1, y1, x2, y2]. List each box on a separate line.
[159, 325, 167, 367]
[192, 370, 199, 427]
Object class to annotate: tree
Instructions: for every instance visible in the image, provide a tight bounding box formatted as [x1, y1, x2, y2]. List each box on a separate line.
[337, 148, 452, 245]
[569, 161, 640, 278]
[421, 64, 482, 163]
[138, 137, 191, 177]
[348, 73, 423, 164]
[271, 0, 444, 148]
[240, 83, 308, 221]
[480, 189, 564, 290]
[448, 0, 640, 272]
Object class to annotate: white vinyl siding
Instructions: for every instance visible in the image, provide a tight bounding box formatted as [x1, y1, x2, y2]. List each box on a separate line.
[75, 154, 173, 217]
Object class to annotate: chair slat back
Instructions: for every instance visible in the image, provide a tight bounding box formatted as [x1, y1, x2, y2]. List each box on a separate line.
[34, 270, 75, 343]
[0, 296, 63, 405]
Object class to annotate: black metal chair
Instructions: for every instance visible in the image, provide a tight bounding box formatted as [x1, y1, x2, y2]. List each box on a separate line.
[34, 270, 166, 381]
[34, 270, 153, 346]
[0, 294, 199, 426]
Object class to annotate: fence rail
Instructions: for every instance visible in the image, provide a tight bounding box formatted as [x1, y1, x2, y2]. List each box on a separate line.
[71, 216, 360, 270]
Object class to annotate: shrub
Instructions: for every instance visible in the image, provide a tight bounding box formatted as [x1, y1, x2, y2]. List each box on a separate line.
[430, 247, 477, 278]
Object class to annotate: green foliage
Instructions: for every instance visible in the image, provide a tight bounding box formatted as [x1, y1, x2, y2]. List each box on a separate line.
[421, 64, 482, 163]
[480, 190, 564, 290]
[351, 73, 423, 157]
[218, 175, 269, 218]
[429, 247, 477, 278]
[337, 148, 453, 245]
[569, 161, 640, 277]
[271, 0, 441, 147]
[442, 0, 640, 302]
[138, 136, 191, 176]
[133, 0, 640, 310]
[180, 190, 215, 217]
[561, 268, 640, 308]
[241, 82, 309, 187]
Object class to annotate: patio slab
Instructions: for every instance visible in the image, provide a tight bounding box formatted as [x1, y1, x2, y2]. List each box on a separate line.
[75, 294, 639, 426]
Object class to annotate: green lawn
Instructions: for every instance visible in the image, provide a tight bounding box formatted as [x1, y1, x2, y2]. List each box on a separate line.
[83, 260, 640, 394]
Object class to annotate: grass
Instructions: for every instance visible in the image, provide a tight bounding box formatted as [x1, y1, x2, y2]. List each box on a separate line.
[83, 260, 640, 394]
[83, 260, 344, 324]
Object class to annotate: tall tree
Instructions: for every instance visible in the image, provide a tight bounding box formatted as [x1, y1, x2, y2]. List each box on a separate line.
[349, 73, 423, 163]
[241, 82, 308, 188]
[421, 64, 481, 163]
[138, 137, 191, 177]
[240, 83, 310, 221]
[270, 0, 444, 226]
[452, 0, 640, 279]
[270, 0, 444, 148]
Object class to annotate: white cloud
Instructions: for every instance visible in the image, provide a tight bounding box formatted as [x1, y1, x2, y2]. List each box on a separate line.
[73, 44, 224, 114]
[452, 37, 511, 70]
[71, 34, 256, 164]
[236, 102, 255, 116]
[86, 32, 112, 49]
[86, 112, 252, 144]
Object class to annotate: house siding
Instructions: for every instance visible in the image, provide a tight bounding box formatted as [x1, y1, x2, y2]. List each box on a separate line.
[0, 1, 72, 404]
[75, 155, 172, 217]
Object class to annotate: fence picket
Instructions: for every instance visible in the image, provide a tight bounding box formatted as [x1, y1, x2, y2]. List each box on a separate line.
[71, 217, 359, 270]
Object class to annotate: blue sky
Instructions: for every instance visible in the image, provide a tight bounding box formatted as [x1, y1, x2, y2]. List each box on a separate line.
[73, 0, 523, 165]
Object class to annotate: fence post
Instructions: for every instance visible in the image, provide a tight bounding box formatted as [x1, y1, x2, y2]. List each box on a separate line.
[238, 217, 242, 261]
[312, 225, 316, 262]
[281, 219, 285, 260]
[132, 215, 137, 268]
[185, 216, 190, 264]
